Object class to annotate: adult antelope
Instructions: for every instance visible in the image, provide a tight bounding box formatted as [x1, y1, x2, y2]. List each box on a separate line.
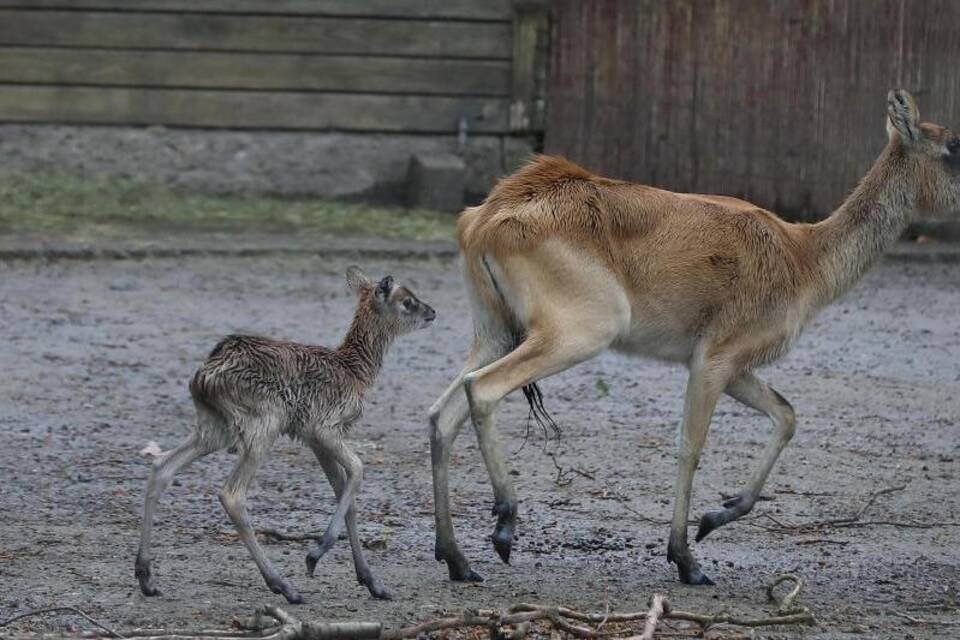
[428, 90, 960, 585]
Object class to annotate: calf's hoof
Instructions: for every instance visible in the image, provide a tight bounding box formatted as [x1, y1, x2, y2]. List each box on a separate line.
[491, 529, 513, 564]
[305, 541, 333, 577]
[135, 553, 162, 597]
[360, 574, 395, 601]
[269, 581, 304, 605]
[305, 553, 319, 577]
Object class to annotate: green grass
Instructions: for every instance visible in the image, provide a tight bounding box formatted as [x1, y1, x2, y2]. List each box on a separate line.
[0, 173, 457, 241]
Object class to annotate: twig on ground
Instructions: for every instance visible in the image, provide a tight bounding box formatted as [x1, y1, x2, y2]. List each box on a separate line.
[766, 574, 804, 614]
[5, 577, 814, 639]
[636, 595, 668, 640]
[0, 607, 125, 638]
[794, 538, 850, 546]
[890, 611, 960, 626]
[547, 452, 596, 487]
[256, 528, 323, 542]
[745, 484, 960, 534]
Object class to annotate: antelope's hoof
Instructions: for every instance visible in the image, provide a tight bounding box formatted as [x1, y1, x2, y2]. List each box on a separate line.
[447, 560, 484, 582]
[667, 542, 715, 586]
[361, 575, 395, 601]
[436, 544, 484, 582]
[270, 581, 304, 605]
[305, 542, 332, 577]
[678, 565, 715, 586]
[696, 509, 727, 542]
[697, 494, 751, 542]
[135, 554, 162, 597]
[492, 532, 512, 564]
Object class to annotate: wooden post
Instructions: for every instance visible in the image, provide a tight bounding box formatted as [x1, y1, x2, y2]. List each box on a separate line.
[510, 0, 550, 132]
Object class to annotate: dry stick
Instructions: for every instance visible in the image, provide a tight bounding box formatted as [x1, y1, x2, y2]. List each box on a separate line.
[8, 577, 814, 640]
[380, 611, 496, 640]
[766, 574, 804, 614]
[890, 611, 960, 626]
[548, 452, 596, 487]
[0, 607, 125, 639]
[746, 484, 959, 534]
[634, 595, 668, 640]
[257, 528, 323, 542]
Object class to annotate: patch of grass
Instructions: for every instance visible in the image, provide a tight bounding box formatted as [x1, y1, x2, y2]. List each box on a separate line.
[0, 173, 457, 241]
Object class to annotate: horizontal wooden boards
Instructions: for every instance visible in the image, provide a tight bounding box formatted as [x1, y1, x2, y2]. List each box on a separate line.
[0, 47, 511, 96]
[0, 10, 512, 58]
[0, 0, 513, 20]
[0, 86, 510, 132]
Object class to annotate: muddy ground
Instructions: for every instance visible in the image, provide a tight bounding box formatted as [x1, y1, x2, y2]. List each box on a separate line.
[1, 251, 958, 638]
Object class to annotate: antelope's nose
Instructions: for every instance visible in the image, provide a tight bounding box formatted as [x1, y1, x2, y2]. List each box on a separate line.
[424, 307, 436, 322]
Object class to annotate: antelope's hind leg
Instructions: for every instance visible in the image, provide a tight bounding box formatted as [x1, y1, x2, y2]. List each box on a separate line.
[696, 372, 796, 542]
[304, 439, 363, 578]
[136, 434, 220, 596]
[310, 441, 392, 600]
[219, 429, 303, 604]
[464, 326, 616, 565]
[429, 339, 507, 582]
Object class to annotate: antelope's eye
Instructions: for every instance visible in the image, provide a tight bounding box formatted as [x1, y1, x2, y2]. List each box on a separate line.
[402, 298, 415, 311]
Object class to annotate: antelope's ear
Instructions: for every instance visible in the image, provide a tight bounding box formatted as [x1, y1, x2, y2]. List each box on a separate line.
[887, 89, 921, 143]
[375, 275, 394, 301]
[346, 266, 372, 294]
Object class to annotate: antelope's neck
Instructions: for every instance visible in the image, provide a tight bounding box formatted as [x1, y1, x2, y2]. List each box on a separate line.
[337, 312, 393, 388]
[810, 142, 915, 302]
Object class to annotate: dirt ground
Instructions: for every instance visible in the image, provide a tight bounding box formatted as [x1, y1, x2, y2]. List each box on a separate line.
[1, 250, 958, 639]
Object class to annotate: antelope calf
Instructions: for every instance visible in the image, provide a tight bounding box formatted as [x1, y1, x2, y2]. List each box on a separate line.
[135, 267, 435, 604]
[429, 90, 960, 585]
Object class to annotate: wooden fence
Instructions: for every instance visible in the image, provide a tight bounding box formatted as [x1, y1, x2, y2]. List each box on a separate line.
[0, 0, 548, 135]
[546, 0, 960, 220]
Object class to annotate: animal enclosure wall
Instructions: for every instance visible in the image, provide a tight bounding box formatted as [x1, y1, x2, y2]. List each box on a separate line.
[0, 0, 548, 200]
[546, 0, 960, 220]
[0, 0, 536, 134]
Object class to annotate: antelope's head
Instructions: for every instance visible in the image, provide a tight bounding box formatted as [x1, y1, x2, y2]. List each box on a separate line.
[886, 89, 960, 217]
[346, 266, 436, 334]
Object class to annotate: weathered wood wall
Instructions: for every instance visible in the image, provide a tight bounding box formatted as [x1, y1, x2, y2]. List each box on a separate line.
[546, 0, 960, 220]
[0, 0, 547, 134]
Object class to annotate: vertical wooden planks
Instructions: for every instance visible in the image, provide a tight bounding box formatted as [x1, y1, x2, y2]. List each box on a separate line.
[545, 0, 960, 220]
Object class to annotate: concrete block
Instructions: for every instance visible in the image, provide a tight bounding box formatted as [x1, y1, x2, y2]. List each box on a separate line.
[406, 152, 466, 212]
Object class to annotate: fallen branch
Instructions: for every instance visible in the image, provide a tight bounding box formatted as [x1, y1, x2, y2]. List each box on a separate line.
[636, 595, 667, 640]
[0, 607, 125, 638]
[3, 576, 814, 639]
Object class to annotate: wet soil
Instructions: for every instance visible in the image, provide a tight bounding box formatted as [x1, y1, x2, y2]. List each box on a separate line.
[0, 253, 958, 638]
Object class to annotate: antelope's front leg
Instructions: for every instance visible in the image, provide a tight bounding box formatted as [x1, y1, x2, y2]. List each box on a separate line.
[310, 441, 392, 600]
[666, 355, 730, 585]
[696, 372, 796, 542]
[305, 439, 363, 576]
